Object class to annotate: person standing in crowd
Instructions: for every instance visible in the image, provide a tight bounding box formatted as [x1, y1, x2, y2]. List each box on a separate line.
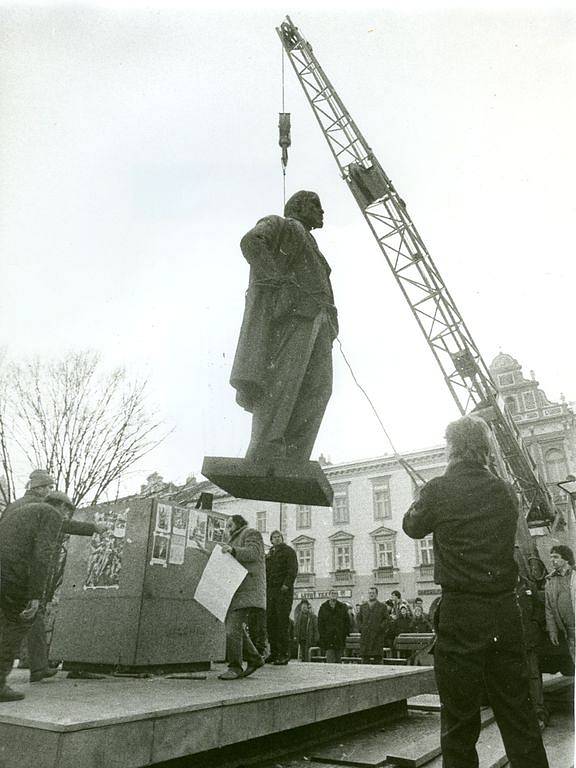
[403, 414, 549, 768]
[0, 498, 64, 701]
[265, 530, 298, 665]
[390, 590, 402, 617]
[517, 570, 549, 729]
[345, 602, 358, 633]
[410, 604, 433, 633]
[413, 596, 427, 617]
[358, 586, 390, 664]
[545, 544, 575, 662]
[318, 589, 350, 663]
[294, 599, 319, 661]
[219, 515, 265, 680]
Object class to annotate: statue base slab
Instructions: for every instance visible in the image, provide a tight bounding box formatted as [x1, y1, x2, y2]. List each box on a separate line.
[201, 456, 334, 507]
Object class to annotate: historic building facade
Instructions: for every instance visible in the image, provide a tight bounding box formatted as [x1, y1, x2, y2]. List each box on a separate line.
[489, 352, 576, 541]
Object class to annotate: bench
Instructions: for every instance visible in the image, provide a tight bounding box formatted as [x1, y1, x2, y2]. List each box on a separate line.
[394, 633, 435, 665]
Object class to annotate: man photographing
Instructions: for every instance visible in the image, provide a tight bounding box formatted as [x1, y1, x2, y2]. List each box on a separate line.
[403, 415, 549, 768]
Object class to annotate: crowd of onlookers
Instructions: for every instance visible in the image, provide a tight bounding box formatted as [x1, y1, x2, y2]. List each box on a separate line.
[291, 587, 434, 663]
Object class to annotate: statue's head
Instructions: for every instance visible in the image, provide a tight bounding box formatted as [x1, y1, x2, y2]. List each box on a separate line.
[284, 190, 323, 230]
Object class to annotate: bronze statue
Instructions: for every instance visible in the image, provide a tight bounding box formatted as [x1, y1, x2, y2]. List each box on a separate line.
[230, 190, 338, 463]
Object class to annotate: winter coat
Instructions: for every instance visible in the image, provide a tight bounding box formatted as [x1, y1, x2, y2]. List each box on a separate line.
[2, 490, 98, 537]
[228, 524, 266, 611]
[357, 600, 390, 656]
[294, 611, 319, 647]
[266, 542, 298, 593]
[403, 460, 519, 594]
[0, 502, 64, 603]
[393, 615, 414, 637]
[545, 566, 576, 639]
[318, 599, 350, 650]
[230, 214, 338, 412]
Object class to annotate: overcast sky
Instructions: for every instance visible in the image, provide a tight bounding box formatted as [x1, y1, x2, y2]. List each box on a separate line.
[1, 1, 575, 495]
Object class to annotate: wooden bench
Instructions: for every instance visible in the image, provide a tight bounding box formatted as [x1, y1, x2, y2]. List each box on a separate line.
[394, 633, 435, 665]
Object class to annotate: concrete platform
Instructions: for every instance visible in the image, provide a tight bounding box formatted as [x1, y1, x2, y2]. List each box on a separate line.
[0, 663, 436, 768]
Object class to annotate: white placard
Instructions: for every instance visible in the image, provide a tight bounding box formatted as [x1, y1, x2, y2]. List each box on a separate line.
[194, 545, 247, 623]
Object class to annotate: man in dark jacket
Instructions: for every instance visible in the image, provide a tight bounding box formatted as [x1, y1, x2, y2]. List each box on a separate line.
[0, 500, 64, 700]
[8, 487, 104, 682]
[403, 415, 549, 768]
[318, 590, 350, 663]
[293, 599, 319, 662]
[219, 515, 265, 680]
[357, 586, 390, 663]
[230, 191, 338, 462]
[265, 530, 298, 664]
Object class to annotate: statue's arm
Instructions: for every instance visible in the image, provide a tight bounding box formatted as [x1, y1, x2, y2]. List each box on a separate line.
[240, 216, 284, 278]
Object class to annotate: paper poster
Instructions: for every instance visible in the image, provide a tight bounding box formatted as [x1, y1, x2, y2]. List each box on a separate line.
[156, 503, 171, 533]
[187, 509, 207, 549]
[151, 533, 170, 566]
[169, 534, 186, 565]
[171, 506, 189, 537]
[207, 514, 226, 543]
[194, 545, 247, 622]
[84, 507, 128, 589]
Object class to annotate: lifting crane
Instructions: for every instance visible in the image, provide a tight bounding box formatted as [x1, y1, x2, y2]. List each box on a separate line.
[276, 17, 559, 567]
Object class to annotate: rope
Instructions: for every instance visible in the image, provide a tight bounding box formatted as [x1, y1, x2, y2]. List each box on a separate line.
[334, 336, 427, 485]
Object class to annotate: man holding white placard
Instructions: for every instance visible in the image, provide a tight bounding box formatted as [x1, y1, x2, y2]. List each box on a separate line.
[218, 515, 266, 680]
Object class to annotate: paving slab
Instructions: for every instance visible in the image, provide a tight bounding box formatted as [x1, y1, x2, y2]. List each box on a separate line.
[310, 708, 494, 768]
[422, 721, 508, 768]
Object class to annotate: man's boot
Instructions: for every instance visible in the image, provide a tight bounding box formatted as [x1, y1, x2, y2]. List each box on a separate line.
[0, 685, 25, 702]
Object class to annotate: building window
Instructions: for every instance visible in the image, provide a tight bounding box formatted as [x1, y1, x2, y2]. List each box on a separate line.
[332, 487, 349, 524]
[505, 396, 518, 415]
[418, 535, 434, 565]
[376, 538, 396, 568]
[523, 391, 537, 411]
[545, 448, 569, 484]
[297, 545, 314, 574]
[256, 510, 267, 533]
[334, 542, 353, 571]
[372, 477, 391, 520]
[296, 505, 311, 529]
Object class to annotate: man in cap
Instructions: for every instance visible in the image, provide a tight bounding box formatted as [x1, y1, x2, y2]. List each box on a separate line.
[3, 477, 104, 683]
[230, 190, 338, 462]
[0, 496, 64, 700]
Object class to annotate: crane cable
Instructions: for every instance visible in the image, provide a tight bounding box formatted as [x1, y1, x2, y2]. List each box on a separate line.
[334, 335, 427, 487]
[279, 47, 290, 207]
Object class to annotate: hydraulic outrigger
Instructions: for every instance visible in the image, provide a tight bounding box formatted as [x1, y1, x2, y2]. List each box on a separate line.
[276, 17, 559, 569]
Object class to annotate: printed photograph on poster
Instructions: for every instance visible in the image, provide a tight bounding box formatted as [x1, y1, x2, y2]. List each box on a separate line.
[187, 510, 207, 549]
[169, 534, 186, 565]
[85, 506, 129, 589]
[207, 515, 226, 543]
[171, 506, 189, 537]
[156, 503, 171, 533]
[151, 533, 170, 566]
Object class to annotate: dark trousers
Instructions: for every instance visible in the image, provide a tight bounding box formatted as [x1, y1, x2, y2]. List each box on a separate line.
[225, 608, 261, 673]
[267, 589, 293, 660]
[21, 608, 49, 674]
[247, 607, 267, 656]
[246, 314, 333, 462]
[435, 592, 549, 768]
[0, 597, 34, 688]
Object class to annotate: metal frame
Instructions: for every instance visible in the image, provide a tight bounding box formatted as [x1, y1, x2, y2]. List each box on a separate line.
[276, 17, 555, 526]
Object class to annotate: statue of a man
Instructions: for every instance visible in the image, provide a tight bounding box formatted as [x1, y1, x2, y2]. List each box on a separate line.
[230, 191, 338, 463]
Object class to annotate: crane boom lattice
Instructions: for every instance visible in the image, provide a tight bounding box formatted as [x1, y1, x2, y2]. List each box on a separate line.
[276, 17, 555, 527]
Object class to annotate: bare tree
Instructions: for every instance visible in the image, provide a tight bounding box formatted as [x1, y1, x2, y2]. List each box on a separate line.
[0, 350, 166, 507]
